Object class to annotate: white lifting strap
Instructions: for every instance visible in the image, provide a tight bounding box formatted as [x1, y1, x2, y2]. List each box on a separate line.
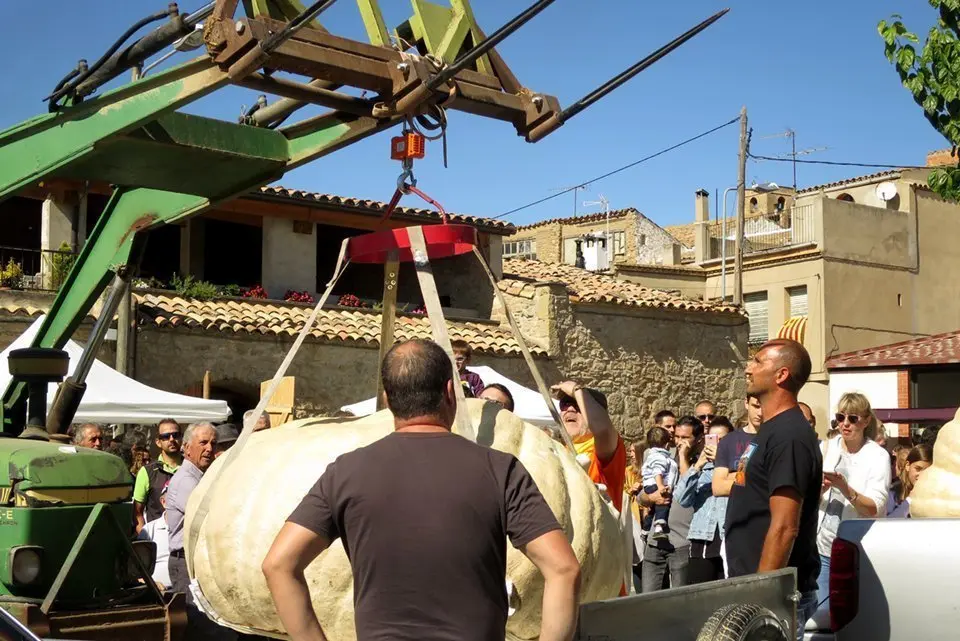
[407, 226, 475, 442]
[470, 246, 575, 454]
[185, 238, 351, 578]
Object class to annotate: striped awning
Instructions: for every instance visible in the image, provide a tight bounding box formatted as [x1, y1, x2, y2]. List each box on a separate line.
[777, 316, 807, 343]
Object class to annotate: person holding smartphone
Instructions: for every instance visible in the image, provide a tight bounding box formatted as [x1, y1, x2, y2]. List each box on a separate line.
[816, 392, 891, 612]
[676, 417, 733, 584]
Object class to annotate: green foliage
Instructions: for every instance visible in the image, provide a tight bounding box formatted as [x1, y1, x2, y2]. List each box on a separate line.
[0, 258, 23, 289]
[50, 242, 76, 290]
[170, 274, 222, 301]
[880, 1, 960, 200]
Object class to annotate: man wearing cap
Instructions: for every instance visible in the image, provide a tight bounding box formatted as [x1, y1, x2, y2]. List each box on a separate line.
[134, 419, 182, 534]
[551, 380, 626, 511]
[214, 423, 240, 459]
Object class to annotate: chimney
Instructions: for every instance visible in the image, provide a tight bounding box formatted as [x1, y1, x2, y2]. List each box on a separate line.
[694, 189, 711, 264]
[695, 189, 710, 222]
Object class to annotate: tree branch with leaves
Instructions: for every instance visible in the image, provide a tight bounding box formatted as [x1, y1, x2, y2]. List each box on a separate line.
[880, 1, 960, 200]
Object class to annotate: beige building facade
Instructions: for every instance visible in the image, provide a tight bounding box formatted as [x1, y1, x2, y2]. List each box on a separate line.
[619, 167, 960, 433]
[506, 208, 683, 269]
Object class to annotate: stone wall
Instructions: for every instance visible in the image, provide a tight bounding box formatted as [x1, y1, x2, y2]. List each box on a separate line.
[500, 288, 748, 442]
[635, 213, 683, 266]
[133, 327, 534, 421]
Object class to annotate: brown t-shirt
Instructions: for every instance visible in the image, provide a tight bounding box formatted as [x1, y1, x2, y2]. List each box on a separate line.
[287, 430, 561, 641]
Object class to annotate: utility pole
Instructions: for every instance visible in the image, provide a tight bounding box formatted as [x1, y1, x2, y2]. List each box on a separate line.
[733, 106, 748, 306]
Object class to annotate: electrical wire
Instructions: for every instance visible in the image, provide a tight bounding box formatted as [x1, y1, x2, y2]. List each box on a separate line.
[748, 153, 931, 171]
[496, 116, 739, 219]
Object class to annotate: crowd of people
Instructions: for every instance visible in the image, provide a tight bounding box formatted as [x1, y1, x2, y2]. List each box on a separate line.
[66, 336, 944, 641]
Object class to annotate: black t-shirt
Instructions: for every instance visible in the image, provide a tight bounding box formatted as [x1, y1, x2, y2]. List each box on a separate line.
[288, 431, 561, 641]
[715, 428, 756, 471]
[724, 406, 823, 593]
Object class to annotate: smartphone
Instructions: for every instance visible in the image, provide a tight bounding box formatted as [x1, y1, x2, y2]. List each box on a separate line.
[705, 433, 719, 448]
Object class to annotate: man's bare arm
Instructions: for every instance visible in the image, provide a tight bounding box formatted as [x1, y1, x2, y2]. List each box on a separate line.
[262, 522, 331, 641]
[133, 501, 146, 533]
[521, 529, 581, 641]
[757, 488, 802, 573]
[712, 467, 735, 497]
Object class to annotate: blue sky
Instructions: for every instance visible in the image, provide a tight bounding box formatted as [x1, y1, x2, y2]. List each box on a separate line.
[1, 1, 948, 228]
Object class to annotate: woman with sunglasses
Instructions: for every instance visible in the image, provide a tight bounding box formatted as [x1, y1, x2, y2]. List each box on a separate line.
[816, 392, 891, 611]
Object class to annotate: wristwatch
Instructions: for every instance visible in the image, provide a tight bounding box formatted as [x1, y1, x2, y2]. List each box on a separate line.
[848, 489, 859, 504]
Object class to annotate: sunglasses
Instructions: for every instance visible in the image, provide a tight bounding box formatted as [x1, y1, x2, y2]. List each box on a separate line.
[835, 413, 861, 424]
[559, 398, 580, 412]
[697, 414, 715, 421]
[157, 432, 182, 441]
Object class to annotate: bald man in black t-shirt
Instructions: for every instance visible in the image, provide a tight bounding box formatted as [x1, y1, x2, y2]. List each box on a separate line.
[262, 339, 581, 641]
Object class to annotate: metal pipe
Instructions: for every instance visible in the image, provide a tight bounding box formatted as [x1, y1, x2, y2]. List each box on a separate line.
[260, 0, 341, 54]
[392, 0, 557, 116]
[527, 8, 729, 142]
[72, 274, 129, 385]
[251, 78, 341, 126]
[721, 186, 737, 301]
[428, 0, 559, 89]
[236, 73, 373, 116]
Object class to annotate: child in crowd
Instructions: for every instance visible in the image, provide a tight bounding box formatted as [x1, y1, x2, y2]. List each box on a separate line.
[451, 339, 484, 397]
[640, 425, 679, 540]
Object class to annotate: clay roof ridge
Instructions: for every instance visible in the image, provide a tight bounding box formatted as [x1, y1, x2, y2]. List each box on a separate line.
[514, 208, 637, 231]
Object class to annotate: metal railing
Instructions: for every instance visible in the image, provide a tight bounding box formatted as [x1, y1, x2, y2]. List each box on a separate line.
[0, 245, 79, 292]
[706, 203, 818, 255]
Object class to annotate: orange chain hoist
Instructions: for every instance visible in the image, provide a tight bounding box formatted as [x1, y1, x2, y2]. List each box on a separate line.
[381, 126, 448, 224]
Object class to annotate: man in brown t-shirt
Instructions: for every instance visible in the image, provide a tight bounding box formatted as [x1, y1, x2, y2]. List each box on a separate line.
[262, 339, 581, 641]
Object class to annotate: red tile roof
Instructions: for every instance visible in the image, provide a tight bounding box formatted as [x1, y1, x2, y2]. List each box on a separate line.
[254, 186, 513, 234]
[515, 208, 635, 231]
[134, 292, 542, 356]
[501, 259, 742, 316]
[825, 330, 960, 369]
[796, 170, 901, 194]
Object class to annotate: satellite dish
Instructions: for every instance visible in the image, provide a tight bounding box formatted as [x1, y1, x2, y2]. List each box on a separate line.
[876, 181, 898, 202]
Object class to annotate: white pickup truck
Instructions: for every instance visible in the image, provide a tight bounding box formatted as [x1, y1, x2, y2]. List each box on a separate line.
[804, 517, 959, 641]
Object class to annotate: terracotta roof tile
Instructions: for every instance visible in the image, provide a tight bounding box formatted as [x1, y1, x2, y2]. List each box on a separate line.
[516, 208, 635, 231]
[0, 301, 97, 320]
[796, 170, 901, 194]
[825, 330, 960, 369]
[664, 222, 696, 249]
[255, 186, 513, 234]
[133, 292, 542, 356]
[500, 259, 742, 316]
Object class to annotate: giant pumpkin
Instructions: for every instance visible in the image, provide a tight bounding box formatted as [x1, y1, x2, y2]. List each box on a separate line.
[185, 399, 625, 639]
[909, 408, 960, 518]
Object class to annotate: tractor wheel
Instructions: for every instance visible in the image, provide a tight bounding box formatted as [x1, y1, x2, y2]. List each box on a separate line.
[696, 603, 789, 641]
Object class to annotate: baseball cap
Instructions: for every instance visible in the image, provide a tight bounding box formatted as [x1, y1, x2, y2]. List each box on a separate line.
[215, 423, 240, 445]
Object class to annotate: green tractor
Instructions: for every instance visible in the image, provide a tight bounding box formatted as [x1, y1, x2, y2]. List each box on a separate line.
[0, 348, 183, 639]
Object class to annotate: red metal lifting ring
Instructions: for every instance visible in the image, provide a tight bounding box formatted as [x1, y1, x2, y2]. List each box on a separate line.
[347, 223, 477, 264]
[351, 121, 475, 264]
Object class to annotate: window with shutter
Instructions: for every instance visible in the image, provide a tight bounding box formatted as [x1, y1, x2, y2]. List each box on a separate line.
[744, 291, 769, 345]
[787, 285, 808, 317]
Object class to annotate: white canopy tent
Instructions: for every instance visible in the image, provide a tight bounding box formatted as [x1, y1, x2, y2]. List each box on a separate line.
[1, 315, 230, 424]
[341, 365, 560, 427]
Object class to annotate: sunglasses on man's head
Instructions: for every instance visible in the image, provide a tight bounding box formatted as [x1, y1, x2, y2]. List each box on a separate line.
[157, 432, 182, 441]
[835, 413, 860, 424]
[697, 414, 715, 421]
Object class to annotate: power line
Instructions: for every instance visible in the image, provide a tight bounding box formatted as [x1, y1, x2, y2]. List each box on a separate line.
[496, 116, 740, 219]
[748, 153, 930, 171]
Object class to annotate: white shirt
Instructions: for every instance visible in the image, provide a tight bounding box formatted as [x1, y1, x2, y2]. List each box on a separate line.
[817, 436, 891, 556]
[139, 516, 171, 588]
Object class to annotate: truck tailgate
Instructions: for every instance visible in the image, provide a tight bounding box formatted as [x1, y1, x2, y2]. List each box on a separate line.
[835, 518, 960, 641]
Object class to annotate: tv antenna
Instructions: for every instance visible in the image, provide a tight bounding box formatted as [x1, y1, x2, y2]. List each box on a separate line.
[550, 184, 589, 217]
[757, 129, 827, 189]
[583, 194, 611, 262]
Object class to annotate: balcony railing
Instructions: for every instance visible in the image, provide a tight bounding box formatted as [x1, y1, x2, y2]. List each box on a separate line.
[0, 245, 79, 292]
[706, 203, 818, 256]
